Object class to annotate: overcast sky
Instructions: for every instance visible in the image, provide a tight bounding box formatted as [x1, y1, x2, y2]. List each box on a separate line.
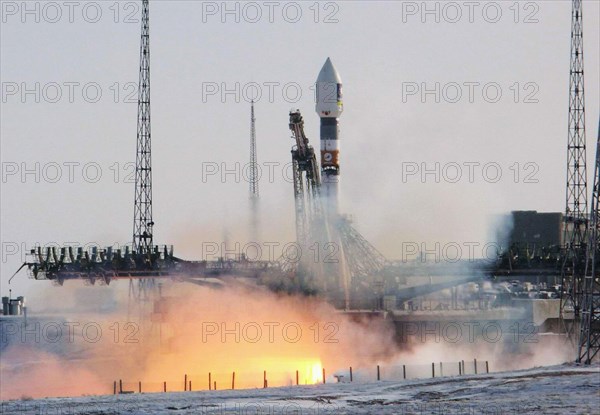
[1, 0, 599, 296]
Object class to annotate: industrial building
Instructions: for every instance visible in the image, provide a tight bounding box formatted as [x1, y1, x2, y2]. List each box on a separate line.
[509, 211, 563, 248]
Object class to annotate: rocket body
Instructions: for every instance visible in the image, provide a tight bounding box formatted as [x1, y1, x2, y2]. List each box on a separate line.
[316, 58, 343, 214]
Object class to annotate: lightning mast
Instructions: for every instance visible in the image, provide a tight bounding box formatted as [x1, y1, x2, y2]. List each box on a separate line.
[249, 100, 259, 199]
[249, 100, 259, 242]
[132, 0, 154, 254]
[560, 0, 588, 334]
[578, 120, 600, 364]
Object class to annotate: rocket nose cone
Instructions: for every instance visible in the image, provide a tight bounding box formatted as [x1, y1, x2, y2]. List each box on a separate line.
[317, 57, 342, 84]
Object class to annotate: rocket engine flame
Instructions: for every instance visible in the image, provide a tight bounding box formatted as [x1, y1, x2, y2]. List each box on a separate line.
[0, 282, 397, 399]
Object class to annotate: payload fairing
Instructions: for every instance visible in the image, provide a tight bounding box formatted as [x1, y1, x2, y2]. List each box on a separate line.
[315, 57, 343, 214]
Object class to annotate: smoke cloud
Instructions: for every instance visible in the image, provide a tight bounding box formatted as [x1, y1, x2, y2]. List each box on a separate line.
[0, 280, 573, 400]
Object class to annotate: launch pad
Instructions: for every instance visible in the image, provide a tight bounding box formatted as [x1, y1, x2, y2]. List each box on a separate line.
[22, 245, 277, 286]
[7, 0, 598, 365]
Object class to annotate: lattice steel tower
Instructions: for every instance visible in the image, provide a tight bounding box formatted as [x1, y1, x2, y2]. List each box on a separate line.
[560, 0, 588, 328]
[249, 100, 259, 242]
[578, 120, 600, 364]
[132, 0, 154, 253]
[249, 100, 259, 199]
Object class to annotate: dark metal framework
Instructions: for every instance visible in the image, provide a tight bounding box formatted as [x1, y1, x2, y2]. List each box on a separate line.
[24, 244, 274, 284]
[133, 0, 154, 253]
[560, 0, 588, 331]
[249, 101, 259, 242]
[287, 110, 390, 306]
[289, 110, 322, 249]
[337, 216, 387, 308]
[337, 216, 387, 284]
[249, 100, 259, 199]
[578, 120, 600, 364]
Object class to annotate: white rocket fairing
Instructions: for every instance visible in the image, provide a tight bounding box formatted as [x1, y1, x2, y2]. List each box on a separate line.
[316, 57, 343, 214]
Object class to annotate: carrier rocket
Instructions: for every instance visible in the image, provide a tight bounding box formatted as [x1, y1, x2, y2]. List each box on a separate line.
[315, 58, 343, 214]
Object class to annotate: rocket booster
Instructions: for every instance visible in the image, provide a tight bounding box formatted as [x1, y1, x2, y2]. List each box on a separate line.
[315, 57, 343, 213]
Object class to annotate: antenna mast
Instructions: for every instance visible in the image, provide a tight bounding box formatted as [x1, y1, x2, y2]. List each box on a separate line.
[132, 0, 154, 253]
[249, 100, 259, 199]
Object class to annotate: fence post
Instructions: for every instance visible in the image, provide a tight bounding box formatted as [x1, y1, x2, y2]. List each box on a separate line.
[296, 370, 299, 386]
[119, 379, 123, 394]
[486, 361, 489, 374]
[322, 368, 326, 384]
[474, 359, 478, 374]
[264, 371, 267, 388]
[214, 381, 217, 390]
[459, 361, 462, 376]
[462, 360, 465, 374]
[440, 362, 443, 377]
[432, 363, 435, 378]
[377, 365, 380, 381]
[209, 372, 212, 390]
[232, 372, 235, 390]
[184, 374, 187, 391]
[113, 381, 116, 395]
[163, 381, 166, 393]
[139, 381, 142, 393]
[189, 380, 192, 391]
[350, 367, 353, 382]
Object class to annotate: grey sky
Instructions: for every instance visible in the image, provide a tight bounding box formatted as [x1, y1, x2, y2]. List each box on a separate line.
[1, 0, 599, 295]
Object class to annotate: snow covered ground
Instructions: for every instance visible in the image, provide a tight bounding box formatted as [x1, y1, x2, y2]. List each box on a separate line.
[1, 363, 598, 414]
